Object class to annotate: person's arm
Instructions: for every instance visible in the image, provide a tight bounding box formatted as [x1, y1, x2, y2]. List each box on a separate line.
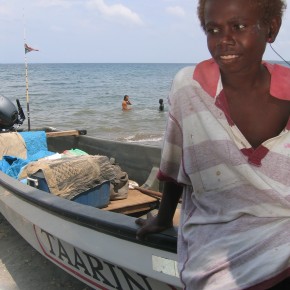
[135, 181, 183, 239]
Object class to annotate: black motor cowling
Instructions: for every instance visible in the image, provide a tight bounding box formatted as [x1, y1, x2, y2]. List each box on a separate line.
[0, 95, 25, 131]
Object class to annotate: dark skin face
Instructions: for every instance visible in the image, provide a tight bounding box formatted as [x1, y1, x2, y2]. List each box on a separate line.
[204, 0, 290, 149]
[205, 0, 267, 74]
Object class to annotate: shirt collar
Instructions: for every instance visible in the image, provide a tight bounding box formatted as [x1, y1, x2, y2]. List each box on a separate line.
[193, 58, 290, 100]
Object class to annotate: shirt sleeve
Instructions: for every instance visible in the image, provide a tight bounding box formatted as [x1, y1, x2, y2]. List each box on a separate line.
[157, 67, 194, 186]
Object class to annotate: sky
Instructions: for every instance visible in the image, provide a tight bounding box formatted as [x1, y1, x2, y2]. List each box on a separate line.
[0, 0, 289, 63]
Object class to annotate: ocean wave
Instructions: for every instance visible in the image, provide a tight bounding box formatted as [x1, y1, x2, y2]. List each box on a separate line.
[118, 132, 163, 144]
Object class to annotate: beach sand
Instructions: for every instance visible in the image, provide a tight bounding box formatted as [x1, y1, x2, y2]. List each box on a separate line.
[0, 213, 93, 290]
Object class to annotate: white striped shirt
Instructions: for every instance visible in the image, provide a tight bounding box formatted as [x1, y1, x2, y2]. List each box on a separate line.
[158, 59, 290, 289]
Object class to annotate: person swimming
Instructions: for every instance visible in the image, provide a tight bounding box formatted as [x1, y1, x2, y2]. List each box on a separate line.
[159, 99, 164, 111]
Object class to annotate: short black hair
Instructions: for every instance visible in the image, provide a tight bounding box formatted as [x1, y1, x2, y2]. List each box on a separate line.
[197, 0, 287, 31]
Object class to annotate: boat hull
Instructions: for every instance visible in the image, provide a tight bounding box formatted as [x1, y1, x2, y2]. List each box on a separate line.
[0, 183, 181, 290]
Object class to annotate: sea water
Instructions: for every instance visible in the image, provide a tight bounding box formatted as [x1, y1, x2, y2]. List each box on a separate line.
[0, 63, 190, 146]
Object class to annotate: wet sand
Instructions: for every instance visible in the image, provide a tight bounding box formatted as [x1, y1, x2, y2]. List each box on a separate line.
[0, 213, 93, 290]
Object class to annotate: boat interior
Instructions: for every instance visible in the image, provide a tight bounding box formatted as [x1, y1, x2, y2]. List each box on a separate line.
[0, 128, 179, 253]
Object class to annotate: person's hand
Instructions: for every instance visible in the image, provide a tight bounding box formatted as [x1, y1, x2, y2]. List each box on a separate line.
[135, 212, 173, 240]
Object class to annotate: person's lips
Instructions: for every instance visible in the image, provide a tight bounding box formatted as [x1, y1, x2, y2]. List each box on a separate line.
[220, 54, 239, 60]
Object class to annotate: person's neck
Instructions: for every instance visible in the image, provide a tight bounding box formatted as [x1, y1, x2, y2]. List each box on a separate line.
[221, 63, 268, 92]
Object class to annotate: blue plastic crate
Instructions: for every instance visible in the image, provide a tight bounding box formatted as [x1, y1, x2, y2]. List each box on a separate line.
[71, 181, 110, 208]
[27, 172, 110, 208]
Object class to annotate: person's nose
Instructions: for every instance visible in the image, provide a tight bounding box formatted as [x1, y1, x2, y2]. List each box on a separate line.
[218, 28, 235, 46]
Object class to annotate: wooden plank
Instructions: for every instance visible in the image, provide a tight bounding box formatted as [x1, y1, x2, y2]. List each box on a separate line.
[46, 130, 87, 138]
[104, 189, 158, 214]
[134, 186, 162, 199]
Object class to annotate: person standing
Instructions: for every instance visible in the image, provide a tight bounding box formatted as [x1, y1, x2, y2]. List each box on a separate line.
[122, 95, 132, 111]
[136, 0, 290, 289]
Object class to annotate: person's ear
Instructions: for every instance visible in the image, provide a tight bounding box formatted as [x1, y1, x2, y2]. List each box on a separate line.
[267, 16, 282, 43]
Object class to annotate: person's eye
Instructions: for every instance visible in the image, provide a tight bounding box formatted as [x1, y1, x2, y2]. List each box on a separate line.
[233, 24, 246, 31]
[206, 27, 219, 34]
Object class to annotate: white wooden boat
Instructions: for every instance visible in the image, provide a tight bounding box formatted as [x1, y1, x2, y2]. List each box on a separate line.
[0, 128, 182, 290]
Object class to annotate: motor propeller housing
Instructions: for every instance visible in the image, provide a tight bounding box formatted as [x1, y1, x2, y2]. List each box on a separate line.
[0, 95, 25, 131]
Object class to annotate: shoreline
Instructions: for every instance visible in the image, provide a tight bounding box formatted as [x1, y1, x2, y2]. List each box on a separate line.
[0, 213, 92, 290]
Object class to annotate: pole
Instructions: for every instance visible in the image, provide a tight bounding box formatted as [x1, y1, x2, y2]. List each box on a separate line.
[23, 10, 39, 131]
[24, 52, 31, 131]
[23, 9, 31, 131]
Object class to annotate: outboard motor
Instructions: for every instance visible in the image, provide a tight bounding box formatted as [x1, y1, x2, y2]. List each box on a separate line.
[0, 95, 25, 131]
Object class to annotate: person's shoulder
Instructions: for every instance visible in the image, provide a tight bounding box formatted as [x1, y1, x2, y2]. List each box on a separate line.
[174, 66, 196, 81]
[264, 61, 290, 100]
[265, 61, 290, 76]
[173, 59, 218, 85]
[171, 66, 196, 93]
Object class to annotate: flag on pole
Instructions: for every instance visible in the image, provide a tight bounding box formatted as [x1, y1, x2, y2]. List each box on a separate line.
[24, 43, 39, 54]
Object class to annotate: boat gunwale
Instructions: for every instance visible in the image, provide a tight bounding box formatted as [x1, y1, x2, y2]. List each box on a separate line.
[0, 170, 177, 254]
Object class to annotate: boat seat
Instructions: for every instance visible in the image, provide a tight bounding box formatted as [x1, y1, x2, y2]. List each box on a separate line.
[103, 188, 159, 214]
